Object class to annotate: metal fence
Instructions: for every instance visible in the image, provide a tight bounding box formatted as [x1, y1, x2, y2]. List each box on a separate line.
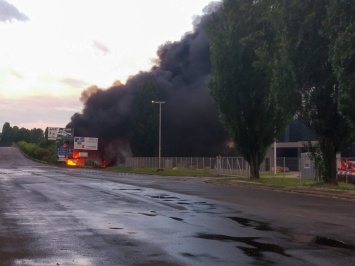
[124, 156, 303, 178]
[125, 156, 355, 182]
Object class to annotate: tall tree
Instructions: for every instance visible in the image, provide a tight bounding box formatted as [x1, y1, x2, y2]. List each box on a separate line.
[277, 0, 354, 183]
[130, 82, 159, 156]
[207, 0, 297, 178]
[30, 128, 44, 144]
[0, 122, 13, 145]
[325, 0, 355, 126]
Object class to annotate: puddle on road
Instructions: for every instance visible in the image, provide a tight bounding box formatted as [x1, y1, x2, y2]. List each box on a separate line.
[140, 210, 157, 217]
[149, 195, 180, 200]
[313, 236, 355, 250]
[196, 233, 290, 258]
[112, 188, 142, 191]
[292, 234, 355, 250]
[170, 217, 184, 221]
[228, 217, 273, 231]
[177, 202, 190, 205]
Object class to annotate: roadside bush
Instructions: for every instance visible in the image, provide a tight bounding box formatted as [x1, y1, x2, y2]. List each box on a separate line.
[17, 140, 57, 163]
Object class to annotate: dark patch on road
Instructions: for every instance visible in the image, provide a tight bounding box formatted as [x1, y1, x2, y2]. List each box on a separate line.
[196, 233, 291, 258]
[170, 217, 183, 221]
[228, 217, 273, 231]
[177, 202, 190, 205]
[113, 188, 142, 191]
[313, 236, 355, 250]
[290, 233, 355, 251]
[140, 212, 157, 217]
[149, 195, 179, 200]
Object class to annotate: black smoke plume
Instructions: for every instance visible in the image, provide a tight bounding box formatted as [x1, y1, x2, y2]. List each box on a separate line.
[66, 2, 232, 164]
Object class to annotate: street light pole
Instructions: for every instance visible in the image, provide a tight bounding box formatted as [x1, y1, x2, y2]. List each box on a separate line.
[152, 101, 165, 169]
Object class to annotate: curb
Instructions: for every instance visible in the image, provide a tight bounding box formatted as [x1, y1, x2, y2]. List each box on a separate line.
[207, 179, 355, 201]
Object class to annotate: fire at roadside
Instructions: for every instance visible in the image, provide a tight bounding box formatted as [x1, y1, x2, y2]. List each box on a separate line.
[65, 149, 107, 169]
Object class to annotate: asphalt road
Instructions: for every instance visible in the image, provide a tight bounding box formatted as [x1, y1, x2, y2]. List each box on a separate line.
[1, 147, 355, 265]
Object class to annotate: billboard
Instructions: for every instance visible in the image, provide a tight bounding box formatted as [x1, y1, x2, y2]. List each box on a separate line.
[48, 127, 74, 141]
[74, 137, 98, 150]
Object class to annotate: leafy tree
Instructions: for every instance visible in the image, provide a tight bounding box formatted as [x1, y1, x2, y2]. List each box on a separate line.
[0, 122, 44, 146]
[324, 0, 355, 126]
[207, 0, 297, 178]
[277, 0, 354, 183]
[30, 128, 44, 144]
[0, 122, 13, 145]
[130, 82, 159, 156]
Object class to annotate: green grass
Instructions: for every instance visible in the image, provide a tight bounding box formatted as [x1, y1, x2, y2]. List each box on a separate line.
[108, 166, 212, 177]
[239, 177, 316, 186]
[106, 166, 355, 190]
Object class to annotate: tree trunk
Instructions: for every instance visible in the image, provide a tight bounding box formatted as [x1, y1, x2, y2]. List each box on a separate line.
[249, 156, 260, 179]
[320, 141, 338, 184]
[324, 153, 338, 184]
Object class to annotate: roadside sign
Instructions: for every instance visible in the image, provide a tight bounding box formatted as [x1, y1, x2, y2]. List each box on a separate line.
[57, 148, 67, 156]
[48, 127, 74, 141]
[74, 137, 98, 150]
[79, 152, 88, 157]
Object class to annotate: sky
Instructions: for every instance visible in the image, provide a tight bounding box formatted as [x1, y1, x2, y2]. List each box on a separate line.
[0, 0, 218, 131]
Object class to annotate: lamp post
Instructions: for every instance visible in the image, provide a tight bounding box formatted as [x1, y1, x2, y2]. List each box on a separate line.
[152, 101, 165, 169]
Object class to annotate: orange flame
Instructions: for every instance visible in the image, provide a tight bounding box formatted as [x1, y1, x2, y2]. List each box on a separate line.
[66, 159, 77, 166]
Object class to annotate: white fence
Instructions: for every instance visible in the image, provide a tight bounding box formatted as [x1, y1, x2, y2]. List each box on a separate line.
[124, 156, 302, 178]
[125, 156, 355, 182]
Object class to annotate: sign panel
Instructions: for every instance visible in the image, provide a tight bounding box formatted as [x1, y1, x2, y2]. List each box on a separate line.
[74, 137, 98, 150]
[48, 127, 74, 141]
[57, 148, 67, 156]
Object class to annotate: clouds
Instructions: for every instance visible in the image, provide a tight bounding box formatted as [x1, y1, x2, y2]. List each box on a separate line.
[0, 0, 220, 131]
[0, 95, 81, 129]
[92, 40, 110, 55]
[0, 0, 28, 22]
[61, 78, 89, 88]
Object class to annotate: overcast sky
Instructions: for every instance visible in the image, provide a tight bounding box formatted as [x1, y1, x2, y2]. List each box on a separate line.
[0, 0, 218, 131]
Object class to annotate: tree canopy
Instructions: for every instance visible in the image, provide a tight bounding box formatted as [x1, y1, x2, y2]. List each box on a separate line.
[325, 0, 355, 127]
[277, 0, 354, 182]
[0, 122, 44, 146]
[208, 0, 355, 182]
[207, 0, 297, 178]
[130, 82, 159, 156]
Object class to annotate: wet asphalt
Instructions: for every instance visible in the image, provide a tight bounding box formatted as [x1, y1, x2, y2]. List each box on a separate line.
[1, 147, 355, 265]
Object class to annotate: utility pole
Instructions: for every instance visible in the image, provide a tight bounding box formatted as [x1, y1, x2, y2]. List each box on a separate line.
[152, 101, 165, 169]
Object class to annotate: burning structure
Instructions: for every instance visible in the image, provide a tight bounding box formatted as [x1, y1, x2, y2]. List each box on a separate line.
[66, 3, 233, 166]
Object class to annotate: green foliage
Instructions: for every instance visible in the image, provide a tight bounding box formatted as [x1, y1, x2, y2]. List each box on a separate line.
[130, 82, 159, 156]
[1, 122, 12, 145]
[108, 165, 214, 177]
[207, 0, 297, 178]
[207, 0, 355, 182]
[0, 122, 56, 164]
[17, 140, 57, 163]
[276, 0, 354, 182]
[0, 122, 44, 145]
[304, 142, 326, 178]
[324, 0, 355, 126]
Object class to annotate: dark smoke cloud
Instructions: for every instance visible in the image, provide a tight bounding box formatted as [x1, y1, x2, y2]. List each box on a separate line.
[67, 2, 230, 163]
[0, 0, 29, 22]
